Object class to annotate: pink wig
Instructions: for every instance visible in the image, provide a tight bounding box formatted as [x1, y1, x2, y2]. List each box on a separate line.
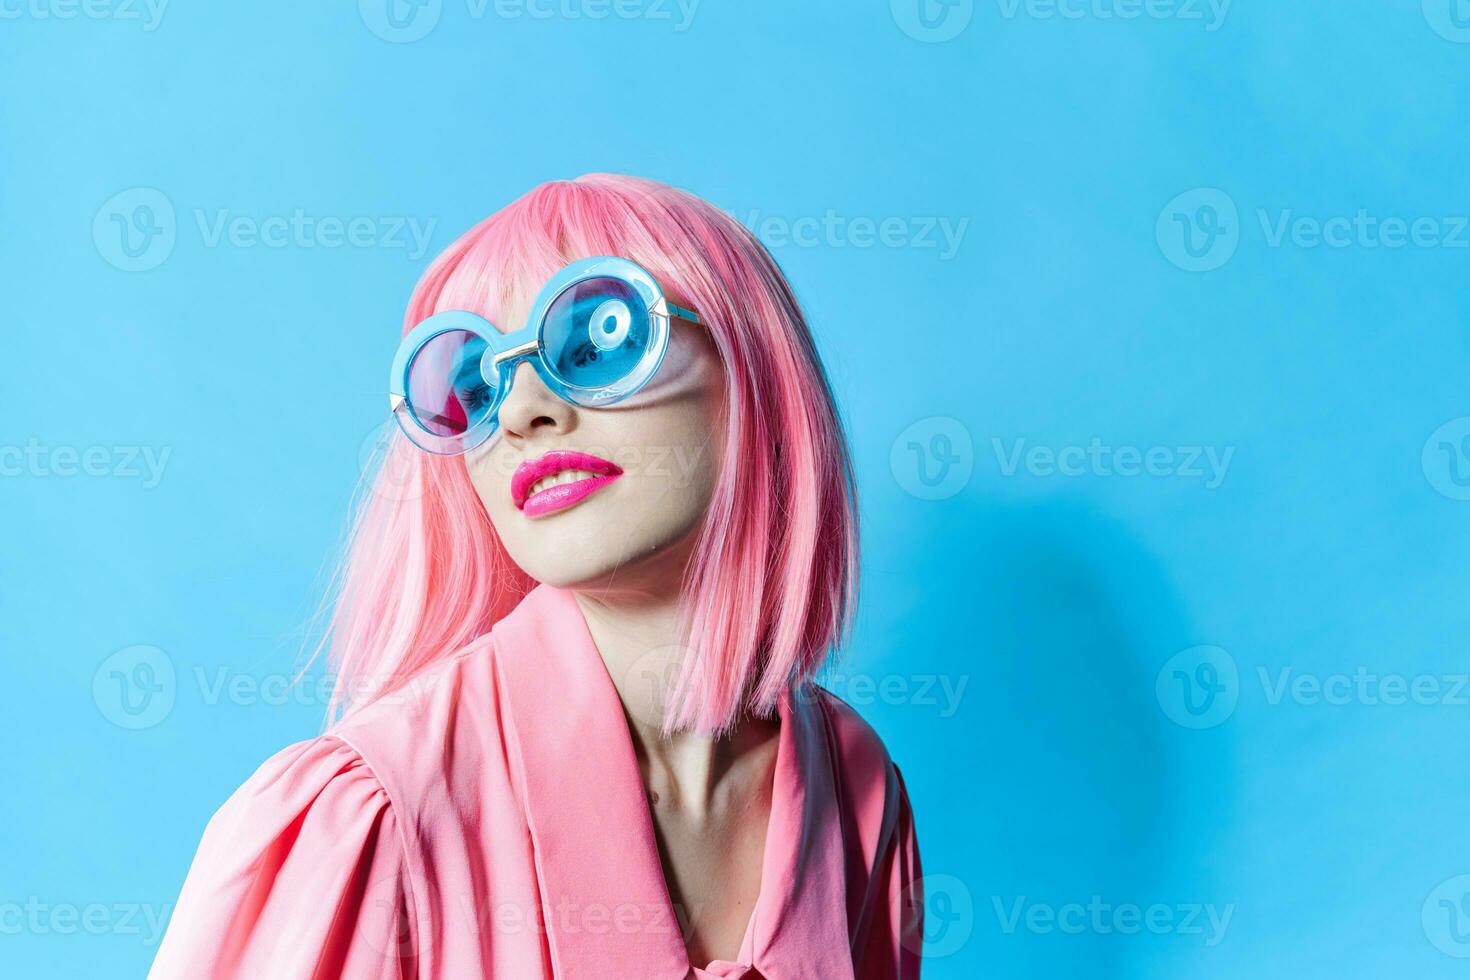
[319, 174, 857, 734]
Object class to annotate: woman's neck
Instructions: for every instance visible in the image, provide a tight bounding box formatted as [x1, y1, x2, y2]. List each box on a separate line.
[570, 564, 776, 817]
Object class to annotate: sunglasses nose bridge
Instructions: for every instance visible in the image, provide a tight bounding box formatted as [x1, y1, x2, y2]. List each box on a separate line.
[491, 339, 541, 365]
[481, 339, 541, 403]
[492, 355, 578, 444]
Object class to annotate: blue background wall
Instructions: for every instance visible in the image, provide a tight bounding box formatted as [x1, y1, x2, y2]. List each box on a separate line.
[4, 1, 1469, 976]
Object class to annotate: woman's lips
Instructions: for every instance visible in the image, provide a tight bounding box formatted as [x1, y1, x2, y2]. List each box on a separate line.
[512, 450, 623, 518]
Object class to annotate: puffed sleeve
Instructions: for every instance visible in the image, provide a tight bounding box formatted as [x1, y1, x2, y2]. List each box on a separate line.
[149, 736, 417, 980]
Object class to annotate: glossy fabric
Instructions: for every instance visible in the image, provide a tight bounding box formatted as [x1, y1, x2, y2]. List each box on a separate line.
[149, 585, 923, 979]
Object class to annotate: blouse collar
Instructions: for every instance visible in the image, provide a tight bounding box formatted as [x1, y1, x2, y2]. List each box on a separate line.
[492, 583, 855, 980]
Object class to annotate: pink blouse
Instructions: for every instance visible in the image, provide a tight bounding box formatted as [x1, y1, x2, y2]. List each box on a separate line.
[149, 584, 924, 979]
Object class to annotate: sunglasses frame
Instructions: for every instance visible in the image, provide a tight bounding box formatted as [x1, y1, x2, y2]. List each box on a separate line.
[388, 256, 702, 455]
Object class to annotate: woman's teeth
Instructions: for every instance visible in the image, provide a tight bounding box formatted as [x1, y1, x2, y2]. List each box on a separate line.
[527, 469, 599, 498]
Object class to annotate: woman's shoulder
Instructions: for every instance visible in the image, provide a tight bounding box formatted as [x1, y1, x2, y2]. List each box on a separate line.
[213, 732, 392, 833]
[808, 682, 899, 777]
[190, 632, 500, 832]
[152, 635, 515, 978]
[151, 735, 413, 978]
[805, 683, 922, 945]
[327, 632, 511, 814]
[806, 683, 916, 846]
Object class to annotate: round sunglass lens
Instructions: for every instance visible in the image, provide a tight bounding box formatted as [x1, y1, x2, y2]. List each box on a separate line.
[405, 329, 495, 437]
[541, 277, 651, 389]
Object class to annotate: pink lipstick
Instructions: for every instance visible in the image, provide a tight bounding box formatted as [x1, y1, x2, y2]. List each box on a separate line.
[512, 450, 623, 518]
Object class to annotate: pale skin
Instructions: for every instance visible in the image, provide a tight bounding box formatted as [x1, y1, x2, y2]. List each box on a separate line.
[463, 296, 776, 966]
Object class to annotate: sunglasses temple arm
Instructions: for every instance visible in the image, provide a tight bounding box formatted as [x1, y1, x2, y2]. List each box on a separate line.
[664, 301, 702, 325]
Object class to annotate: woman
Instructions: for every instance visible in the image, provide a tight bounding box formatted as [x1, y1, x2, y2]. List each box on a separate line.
[149, 174, 923, 979]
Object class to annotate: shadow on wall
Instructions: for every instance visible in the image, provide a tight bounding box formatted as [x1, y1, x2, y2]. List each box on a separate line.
[852, 493, 1236, 977]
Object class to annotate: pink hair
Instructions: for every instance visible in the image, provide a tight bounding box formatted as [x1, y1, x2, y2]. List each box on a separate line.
[317, 174, 857, 735]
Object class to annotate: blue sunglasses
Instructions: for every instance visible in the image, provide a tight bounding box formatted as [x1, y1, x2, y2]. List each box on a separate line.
[389, 256, 703, 455]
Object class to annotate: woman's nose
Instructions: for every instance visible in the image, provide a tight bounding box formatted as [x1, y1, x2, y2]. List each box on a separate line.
[496, 360, 576, 443]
